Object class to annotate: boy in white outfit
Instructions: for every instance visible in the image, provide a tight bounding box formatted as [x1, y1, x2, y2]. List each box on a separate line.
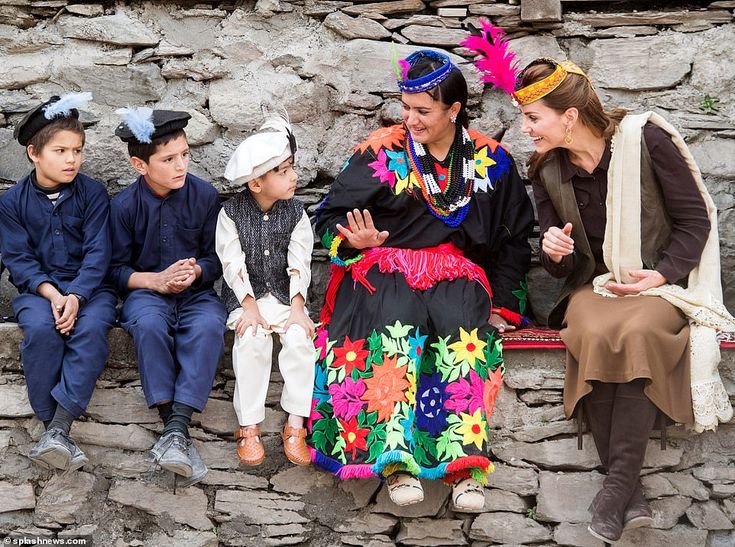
[216, 113, 315, 466]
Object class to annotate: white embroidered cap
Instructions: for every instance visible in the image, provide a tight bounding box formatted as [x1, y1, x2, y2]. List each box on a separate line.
[224, 111, 296, 186]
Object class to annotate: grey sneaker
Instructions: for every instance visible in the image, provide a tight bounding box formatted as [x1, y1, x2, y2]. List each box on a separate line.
[28, 427, 72, 470]
[65, 436, 89, 472]
[150, 432, 193, 478]
[177, 442, 208, 488]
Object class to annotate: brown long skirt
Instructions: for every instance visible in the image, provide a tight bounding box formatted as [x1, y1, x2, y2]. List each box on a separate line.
[561, 285, 694, 425]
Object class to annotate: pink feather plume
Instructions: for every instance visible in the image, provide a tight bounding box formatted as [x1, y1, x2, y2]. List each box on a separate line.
[460, 19, 520, 94]
[398, 59, 411, 81]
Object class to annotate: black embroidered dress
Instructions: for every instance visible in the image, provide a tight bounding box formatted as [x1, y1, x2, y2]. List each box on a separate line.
[307, 125, 534, 483]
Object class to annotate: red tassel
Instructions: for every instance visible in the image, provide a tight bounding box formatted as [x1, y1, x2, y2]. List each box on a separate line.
[320, 264, 346, 325]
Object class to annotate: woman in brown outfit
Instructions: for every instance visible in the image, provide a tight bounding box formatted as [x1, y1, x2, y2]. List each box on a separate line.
[516, 59, 713, 543]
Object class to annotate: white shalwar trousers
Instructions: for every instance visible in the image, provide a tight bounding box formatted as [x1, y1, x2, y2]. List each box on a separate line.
[227, 293, 315, 426]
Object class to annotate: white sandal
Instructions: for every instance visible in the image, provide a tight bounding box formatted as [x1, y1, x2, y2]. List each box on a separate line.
[452, 478, 485, 511]
[386, 472, 424, 506]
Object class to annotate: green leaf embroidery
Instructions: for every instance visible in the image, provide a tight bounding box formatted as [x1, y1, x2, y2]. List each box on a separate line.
[385, 320, 412, 339]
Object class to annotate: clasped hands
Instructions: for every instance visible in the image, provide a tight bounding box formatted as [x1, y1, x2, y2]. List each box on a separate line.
[543, 222, 666, 296]
[153, 257, 200, 294]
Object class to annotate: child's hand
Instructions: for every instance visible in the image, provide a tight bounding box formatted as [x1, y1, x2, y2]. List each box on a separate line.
[51, 294, 79, 335]
[284, 305, 315, 338]
[152, 259, 195, 294]
[236, 296, 269, 336]
[166, 258, 200, 293]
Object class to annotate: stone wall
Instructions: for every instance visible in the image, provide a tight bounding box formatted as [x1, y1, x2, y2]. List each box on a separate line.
[0, 0, 734, 320]
[1, 1, 735, 545]
[0, 323, 734, 546]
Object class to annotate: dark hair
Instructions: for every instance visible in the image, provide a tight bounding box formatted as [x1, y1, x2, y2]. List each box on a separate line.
[521, 62, 626, 179]
[26, 116, 85, 161]
[407, 58, 469, 128]
[127, 129, 187, 163]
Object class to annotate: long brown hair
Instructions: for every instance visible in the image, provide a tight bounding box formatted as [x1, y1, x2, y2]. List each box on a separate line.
[522, 62, 626, 180]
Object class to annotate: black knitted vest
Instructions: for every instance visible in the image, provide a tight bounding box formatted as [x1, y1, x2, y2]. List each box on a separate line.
[221, 192, 304, 313]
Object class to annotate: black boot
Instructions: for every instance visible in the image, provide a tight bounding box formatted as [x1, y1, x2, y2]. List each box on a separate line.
[588, 380, 657, 543]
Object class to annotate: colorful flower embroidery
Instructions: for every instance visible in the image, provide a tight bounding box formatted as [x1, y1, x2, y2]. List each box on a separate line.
[435, 162, 449, 191]
[339, 416, 370, 459]
[473, 146, 497, 179]
[448, 327, 487, 367]
[331, 336, 369, 375]
[445, 369, 485, 414]
[308, 321, 504, 476]
[456, 408, 488, 450]
[416, 373, 449, 436]
[355, 125, 405, 155]
[394, 171, 419, 195]
[408, 328, 427, 361]
[361, 354, 410, 422]
[315, 327, 330, 360]
[330, 377, 367, 421]
[483, 367, 503, 417]
[468, 129, 502, 153]
[385, 149, 409, 179]
[368, 148, 396, 187]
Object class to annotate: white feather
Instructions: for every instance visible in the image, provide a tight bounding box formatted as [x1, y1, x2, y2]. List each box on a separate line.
[42, 91, 93, 120]
[115, 106, 155, 143]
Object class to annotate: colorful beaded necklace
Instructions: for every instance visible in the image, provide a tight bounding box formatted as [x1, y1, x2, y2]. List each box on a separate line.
[406, 125, 475, 227]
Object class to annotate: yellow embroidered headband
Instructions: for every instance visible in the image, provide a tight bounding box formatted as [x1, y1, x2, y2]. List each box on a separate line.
[512, 58, 590, 106]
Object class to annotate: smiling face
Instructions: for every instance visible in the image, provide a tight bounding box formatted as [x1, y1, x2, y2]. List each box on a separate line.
[248, 156, 298, 211]
[401, 92, 459, 147]
[131, 134, 190, 196]
[520, 100, 575, 154]
[27, 129, 84, 189]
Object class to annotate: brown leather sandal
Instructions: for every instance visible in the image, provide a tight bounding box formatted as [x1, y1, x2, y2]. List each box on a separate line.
[281, 424, 310, 466]
[235, 426, 264, 466]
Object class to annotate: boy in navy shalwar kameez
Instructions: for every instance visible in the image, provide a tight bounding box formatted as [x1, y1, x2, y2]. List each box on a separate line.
[0, 92, 117, 471]
[109, 108, 226, 487]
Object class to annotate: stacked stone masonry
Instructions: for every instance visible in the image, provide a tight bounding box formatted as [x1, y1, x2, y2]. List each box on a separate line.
[0, 0, 734, 545]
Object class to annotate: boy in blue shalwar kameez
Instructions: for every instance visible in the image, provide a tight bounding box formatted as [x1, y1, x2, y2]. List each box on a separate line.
[109, 107, 226, 487]
[0, 92, 117, 471]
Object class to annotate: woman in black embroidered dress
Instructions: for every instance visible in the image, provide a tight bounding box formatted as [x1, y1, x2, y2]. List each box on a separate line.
[306, 49, 534, 510]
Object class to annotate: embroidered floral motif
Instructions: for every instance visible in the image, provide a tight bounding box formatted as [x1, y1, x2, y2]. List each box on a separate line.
[368, 148, 396, 187]
[473, 146, 497, 179]
[456, 408, 488, 450]
[352, 126, 511, 197]
[448, 327, 487, 367]
[331, 336, 369, 375]
[339, 416, 370, 459]
[361, 354, 410, 422]
[308, 321, 504, 479]
[330, 377, 367, 421]
[386, 149, 409, 179]
[355, 125, 405, 155]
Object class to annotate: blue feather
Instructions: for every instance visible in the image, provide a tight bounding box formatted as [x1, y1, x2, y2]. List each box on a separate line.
[115, 106, 155, 143]
[43, 91, 92, 120]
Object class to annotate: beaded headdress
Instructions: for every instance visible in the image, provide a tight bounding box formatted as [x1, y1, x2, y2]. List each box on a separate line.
[394, 50, 457, 94]
[512, 58, 590, 106]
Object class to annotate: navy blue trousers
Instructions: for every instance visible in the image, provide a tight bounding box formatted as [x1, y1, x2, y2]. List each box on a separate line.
[120, 289, 226, 412]
[14, 288, 117, 421]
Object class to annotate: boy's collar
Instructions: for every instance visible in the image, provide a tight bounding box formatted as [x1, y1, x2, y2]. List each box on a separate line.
[29, 170, 69, 194]
[140, 174, 182, 199]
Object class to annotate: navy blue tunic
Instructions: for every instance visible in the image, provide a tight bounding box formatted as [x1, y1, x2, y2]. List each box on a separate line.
[108, 173, 226, 411]
[0, 172, 116, 420]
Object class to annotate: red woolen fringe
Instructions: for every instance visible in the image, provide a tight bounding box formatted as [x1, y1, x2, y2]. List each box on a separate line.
[350, 243, 492, 298]
[320, 264, 346, 325]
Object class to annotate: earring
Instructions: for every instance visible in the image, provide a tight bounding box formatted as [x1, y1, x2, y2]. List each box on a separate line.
[450, 114, 457, 124]
[564, 128, 573, 145]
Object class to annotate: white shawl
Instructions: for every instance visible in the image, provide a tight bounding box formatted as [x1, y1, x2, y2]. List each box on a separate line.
[592, 112, 735, 433]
